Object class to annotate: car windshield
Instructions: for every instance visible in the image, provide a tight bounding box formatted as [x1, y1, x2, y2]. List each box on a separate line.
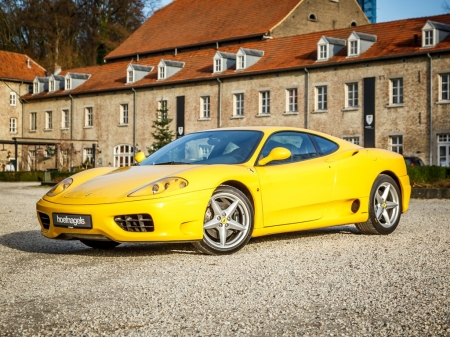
[140, 130, 263, 165]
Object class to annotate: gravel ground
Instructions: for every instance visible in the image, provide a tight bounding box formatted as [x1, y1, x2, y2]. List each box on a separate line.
[0, 182, 449, 337]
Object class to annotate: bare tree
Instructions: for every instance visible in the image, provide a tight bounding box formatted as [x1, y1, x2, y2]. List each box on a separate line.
[443, 0, 450, 12]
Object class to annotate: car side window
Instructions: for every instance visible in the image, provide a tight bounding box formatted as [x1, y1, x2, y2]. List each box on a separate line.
[310, 134, 338, 155]
[260, 131, 318, 165]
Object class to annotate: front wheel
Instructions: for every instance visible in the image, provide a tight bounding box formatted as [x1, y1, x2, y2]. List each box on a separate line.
[79, 239, 121, 249]
[192, 185, 254, 255]
[356, 174, 402, 235]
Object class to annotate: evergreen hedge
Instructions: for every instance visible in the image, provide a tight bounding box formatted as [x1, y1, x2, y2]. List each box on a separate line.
[407, 166, 450, 185]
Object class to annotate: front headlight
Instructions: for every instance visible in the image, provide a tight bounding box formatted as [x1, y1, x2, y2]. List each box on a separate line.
[46, 178, 73, 197]
[128, 177, 188, 197]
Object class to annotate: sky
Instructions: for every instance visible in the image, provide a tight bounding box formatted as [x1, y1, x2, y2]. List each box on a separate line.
[157, 0, 448, 23]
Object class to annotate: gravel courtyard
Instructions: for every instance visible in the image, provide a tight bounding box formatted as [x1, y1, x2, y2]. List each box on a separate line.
[0, 182, 449, 337]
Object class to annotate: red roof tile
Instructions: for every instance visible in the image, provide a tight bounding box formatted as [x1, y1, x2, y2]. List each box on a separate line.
[23, 14, 450, 100]
[106, 0, 302, 60]
[0, 51, 46, 82]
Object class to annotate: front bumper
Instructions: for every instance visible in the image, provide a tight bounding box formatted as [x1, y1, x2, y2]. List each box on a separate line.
[36, 189, 212, 242]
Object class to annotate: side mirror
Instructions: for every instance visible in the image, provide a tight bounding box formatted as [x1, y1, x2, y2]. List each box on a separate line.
[134, 151, 146, 164]
[258, 147, 291, 166]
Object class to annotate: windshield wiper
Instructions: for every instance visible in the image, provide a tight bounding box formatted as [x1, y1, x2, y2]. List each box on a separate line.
[153, 161, 190, 165]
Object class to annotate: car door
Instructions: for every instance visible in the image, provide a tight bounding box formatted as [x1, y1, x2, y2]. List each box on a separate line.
[255, 131, 336, 227]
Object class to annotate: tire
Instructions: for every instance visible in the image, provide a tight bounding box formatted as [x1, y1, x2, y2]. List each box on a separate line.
[356, 174, 402, 235]
[79, 239, 121, 249]
[192, 185, 254, 255]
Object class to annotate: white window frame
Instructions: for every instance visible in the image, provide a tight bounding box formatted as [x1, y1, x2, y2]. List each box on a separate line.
[315, 85, 328, 111]
[214, 58, 222, 73]
[349, 40, 358, 56]
[33, 82, 39, 94]
[65, 78, 71, 90]
[45, 111, 53, 130]
[61, 109, 69, 129]
[318, 44, 328, 61]
[10, 92, 17, 106]
[120, 104, 129, 125]
[390, 78, 404, 105]
[49, 80, 55, 92]
[10, 118, 17, 133]
[158, 66, 166, 80]
[237, 55, 245, 70]
[114, 144, 135, 167]
[389, 135, 403, 154]
[83, 148, 93, 165]
[438, 134, 450, 166]
[440, 74, 450, 101]
[260, 91, 271, 114]
[343, 136, 360, 145]
[423, 29, 434, 47]
[200, 96, 210, 118]
[157, 99, 168, 120]
[286, 88, 298, 112]
[234, 93, 244, 116]
[346, 82, 359, 108]
[127, 70, 134, 83]
[30, 112, 37, 131]
[84, 107, 93, 127]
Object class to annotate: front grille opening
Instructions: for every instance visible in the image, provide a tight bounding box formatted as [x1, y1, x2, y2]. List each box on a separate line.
[114, 214, 154, 232]
[38, 212, 51, 230]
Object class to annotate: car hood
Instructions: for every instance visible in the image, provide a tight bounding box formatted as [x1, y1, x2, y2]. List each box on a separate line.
[60, 165, 200, 204]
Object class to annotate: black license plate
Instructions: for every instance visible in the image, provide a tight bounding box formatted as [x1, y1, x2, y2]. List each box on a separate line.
[52, 213, 92, 229]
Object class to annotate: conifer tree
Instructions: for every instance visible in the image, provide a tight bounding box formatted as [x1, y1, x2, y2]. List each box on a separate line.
[147, 102, 174, 154]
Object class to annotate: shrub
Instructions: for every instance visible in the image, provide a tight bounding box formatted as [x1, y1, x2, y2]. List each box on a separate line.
[407, 166, 449, 186]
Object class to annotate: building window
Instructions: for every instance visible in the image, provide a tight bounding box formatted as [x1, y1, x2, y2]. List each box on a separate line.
[159, 66, 165, 79]
[438, 134, 450, 166]
[66, 78, 71, 90]
[30, 112, 37, 131]
[10, 118, 17, 133]
[287, 88, 298, 112]
[114, 144, 135, 167]
[234, 93, 244, 116]
[157, 99, 168, 120]
[49, 81, 55, 92]
[85, 107, 93, 127]
[120, 104, 129, 124]
[45, 111, 52, 130]
[237, 55, 245, 70]
[441, 74, 450, 101]
[424, 29, 434, 47]
[346, 83, 359, 108]
[201, 96, 210, 118]
[260, 91, 270, 114]
[128, 70, 134, 83]
[390, 135, 403, 154]
[316, 86, 328, 111]
[391, 78, 404, 105]
[343, 136, 360, 145]
[61, 109, 69, 129]
[33, 82, 38, 94]
[215, 59, 222, 73]
[319, 44, 327, 60]
[349, 40, 358, 56]
[10, 92, 17, 106]
[83, 148, 93, 165]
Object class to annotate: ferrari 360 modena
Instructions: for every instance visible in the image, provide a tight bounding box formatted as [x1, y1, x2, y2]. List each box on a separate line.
[36, 127, 411, 255]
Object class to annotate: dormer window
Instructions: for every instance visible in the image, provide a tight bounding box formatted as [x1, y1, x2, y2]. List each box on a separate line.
[64, 72, 90, 90]
[32, 77, 48, 94]
[213, 52, 236, 73]
[422, 21, 450, 48]
[317, 37, 345, 61]
[347, 32, 377, 57]
[33, 82, 38, 94]
[127, 64, 153, 84]
[66, 78, 71, 90]
[235, 48, 264, 71]
[157, 60, 184, 80]
[50, 80, 55, 92]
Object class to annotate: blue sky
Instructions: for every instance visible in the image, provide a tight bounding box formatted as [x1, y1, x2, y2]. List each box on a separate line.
[157, 0, 448, 23]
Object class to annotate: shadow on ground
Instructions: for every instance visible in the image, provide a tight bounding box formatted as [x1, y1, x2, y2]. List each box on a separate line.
[0, 225, 359, 257]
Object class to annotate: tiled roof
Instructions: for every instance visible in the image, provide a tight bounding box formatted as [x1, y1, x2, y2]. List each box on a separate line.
[23, 14, 450, 100]
[105, 0, 302, 60]
[0, 51, 46, 82]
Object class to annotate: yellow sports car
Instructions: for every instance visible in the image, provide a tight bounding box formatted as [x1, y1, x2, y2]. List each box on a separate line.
[36, 127, 411, 255]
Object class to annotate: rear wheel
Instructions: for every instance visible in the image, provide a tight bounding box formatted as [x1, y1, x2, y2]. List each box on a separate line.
[79, 239, 121, 249]
[192, 185, 254, 255]
[356, 174, 402, 235]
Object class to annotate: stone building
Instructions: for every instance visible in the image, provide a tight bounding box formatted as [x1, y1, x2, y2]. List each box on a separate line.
[15, 0, 450, 170]
[0, 51, 46, 170]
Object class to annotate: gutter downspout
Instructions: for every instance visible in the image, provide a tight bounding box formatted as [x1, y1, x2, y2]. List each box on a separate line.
[427, 53, 433, 165]
[69, 94, 74, 140]
[132, 88, 137, 152]
[304, 68, 310, 129]
[217, 78, 222, 128]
